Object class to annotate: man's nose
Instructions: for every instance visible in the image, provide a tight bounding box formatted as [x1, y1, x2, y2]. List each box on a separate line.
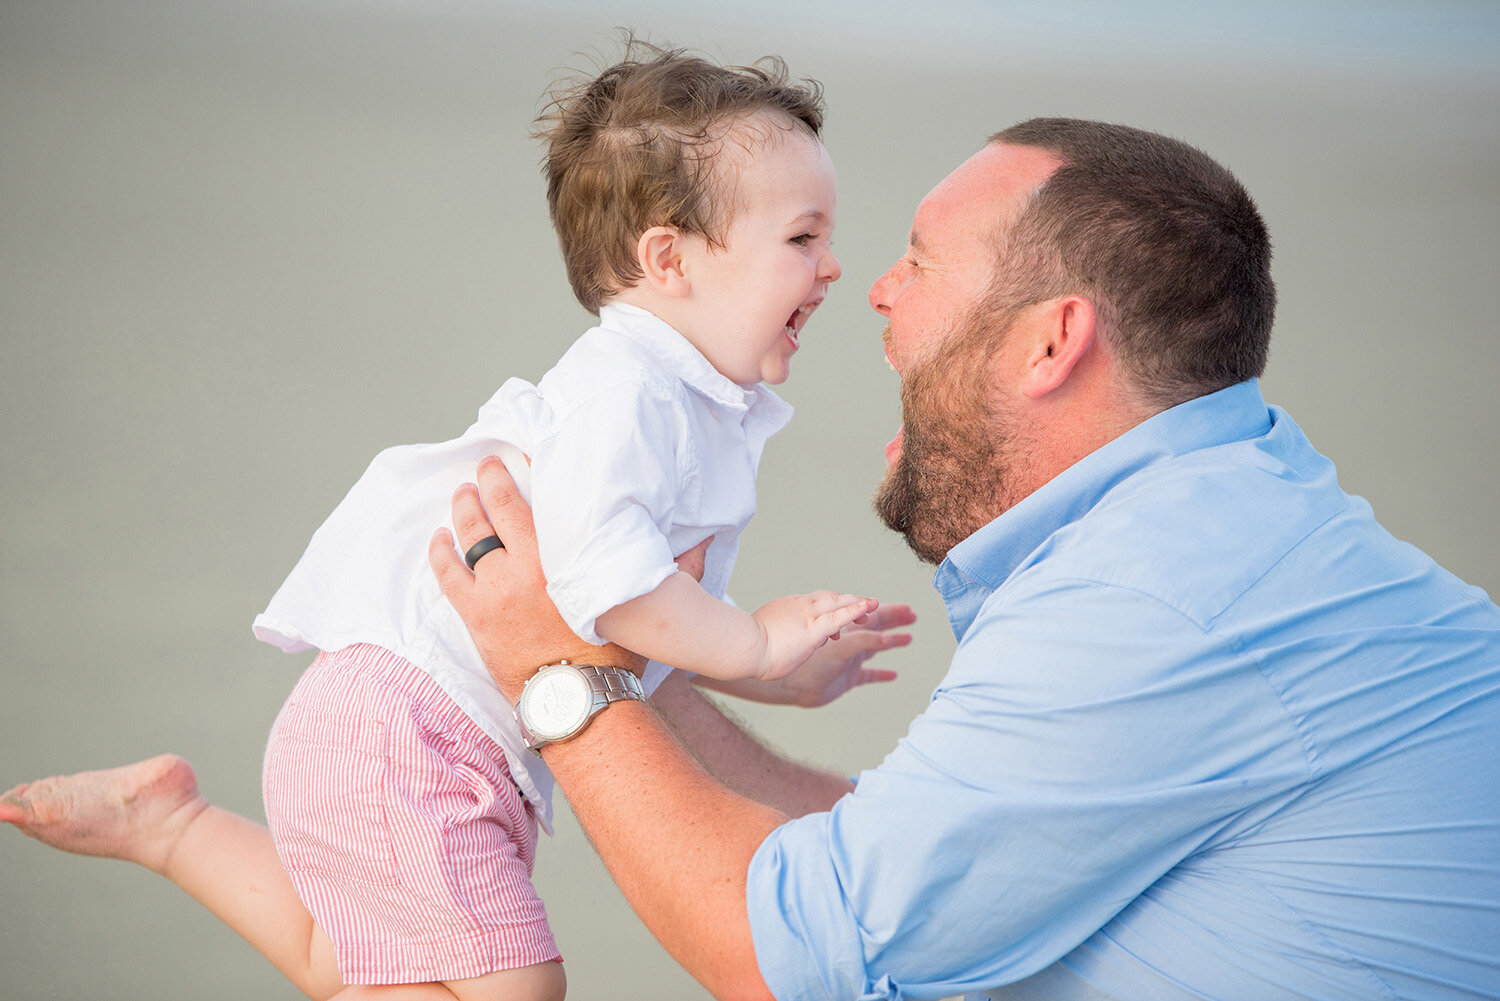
[868, 263, 897, 317]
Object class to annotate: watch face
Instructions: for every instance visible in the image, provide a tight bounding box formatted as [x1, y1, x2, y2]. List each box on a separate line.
[520, 666, 593, 741]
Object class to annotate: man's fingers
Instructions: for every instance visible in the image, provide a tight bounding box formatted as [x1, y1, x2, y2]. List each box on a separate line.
[474, 455, 540, 558]
[857, 668, 899, 686]
[429, 528, 474, 600]
[675, 537, 712, 583]
[860, 603, 917, 632]
[450, 480, 501, 553]
[446, 456, 537, 575]
[842, 629, 912, 654]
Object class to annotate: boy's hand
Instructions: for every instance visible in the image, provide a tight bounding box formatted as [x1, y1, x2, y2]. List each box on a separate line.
[765, 603, 916, 706]
[699, 603, 915, 707]
[751, 592, 880, 682]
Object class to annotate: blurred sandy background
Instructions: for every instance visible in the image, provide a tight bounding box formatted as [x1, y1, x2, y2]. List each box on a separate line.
[2, 2, 1497, 998]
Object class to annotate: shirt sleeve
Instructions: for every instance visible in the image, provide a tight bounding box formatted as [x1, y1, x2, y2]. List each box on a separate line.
[529, 377, 693, 644]
[746, 578, 1310, 1000]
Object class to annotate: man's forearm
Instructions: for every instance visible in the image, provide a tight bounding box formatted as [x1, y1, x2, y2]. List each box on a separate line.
[537, 697, 782, 1001]
[652, 670, 854, 816]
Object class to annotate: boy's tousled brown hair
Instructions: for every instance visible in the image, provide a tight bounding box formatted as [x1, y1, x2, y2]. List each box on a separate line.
[536, 38, 824, 313]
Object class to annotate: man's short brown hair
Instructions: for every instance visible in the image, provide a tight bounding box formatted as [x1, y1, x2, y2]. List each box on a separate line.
[536, 40, 824, 313]
[988, 118, 1276, 408]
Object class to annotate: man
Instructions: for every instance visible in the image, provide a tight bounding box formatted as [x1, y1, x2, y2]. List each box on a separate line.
[431, 119, 1500, 1000]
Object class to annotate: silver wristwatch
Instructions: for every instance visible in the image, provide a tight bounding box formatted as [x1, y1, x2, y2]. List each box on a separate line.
[515, 660, 645, 752]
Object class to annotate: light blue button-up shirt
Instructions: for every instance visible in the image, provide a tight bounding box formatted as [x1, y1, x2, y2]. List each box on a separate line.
[747, 380, 1500, 1000]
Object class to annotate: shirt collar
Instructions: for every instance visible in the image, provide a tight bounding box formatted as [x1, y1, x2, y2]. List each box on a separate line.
[598, 302, 794, 431]
[933, 379, 1275, 639]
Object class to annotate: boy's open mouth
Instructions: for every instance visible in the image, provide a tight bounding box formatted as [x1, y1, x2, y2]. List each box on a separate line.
[784, 300, 821, 348]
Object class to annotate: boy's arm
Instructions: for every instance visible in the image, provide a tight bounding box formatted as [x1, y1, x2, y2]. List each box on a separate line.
[595, 572, 876, 682]
[595, 571, 760, 674]
[631, 540, 856, 813]
[695, 603, 915, 707]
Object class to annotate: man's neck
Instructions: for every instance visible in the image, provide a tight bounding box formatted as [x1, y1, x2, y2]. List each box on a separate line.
[1003, 375, 1162, 515]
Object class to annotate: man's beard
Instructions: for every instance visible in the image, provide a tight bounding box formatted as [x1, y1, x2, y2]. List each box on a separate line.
[873, 314, 1023, 565]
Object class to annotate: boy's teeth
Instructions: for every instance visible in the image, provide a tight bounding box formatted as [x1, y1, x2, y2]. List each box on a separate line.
[786, 307, 805, 343]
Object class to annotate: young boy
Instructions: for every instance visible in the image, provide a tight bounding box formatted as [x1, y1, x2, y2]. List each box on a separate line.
[2, 41, 912, 1001]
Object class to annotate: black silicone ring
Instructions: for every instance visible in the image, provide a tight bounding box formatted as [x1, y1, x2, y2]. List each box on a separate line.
[464, 534, 504, 570]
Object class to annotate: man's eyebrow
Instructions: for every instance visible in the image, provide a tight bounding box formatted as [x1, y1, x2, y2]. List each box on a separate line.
[907, 231, 927, 257]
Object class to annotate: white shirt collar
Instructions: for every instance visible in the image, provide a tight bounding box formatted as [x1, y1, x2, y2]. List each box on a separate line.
[598, 302, 793, 428]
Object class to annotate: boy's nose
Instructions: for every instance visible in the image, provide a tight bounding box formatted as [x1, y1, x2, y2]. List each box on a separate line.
[820, 248, 842, 284]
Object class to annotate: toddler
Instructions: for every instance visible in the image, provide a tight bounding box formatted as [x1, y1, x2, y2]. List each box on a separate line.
[250, 41, 862, 998]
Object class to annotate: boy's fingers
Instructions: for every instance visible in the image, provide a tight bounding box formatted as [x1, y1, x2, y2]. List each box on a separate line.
[822, 597, 879, 635]
[846, 603, 915, 633]
[808, 591, 875, 610]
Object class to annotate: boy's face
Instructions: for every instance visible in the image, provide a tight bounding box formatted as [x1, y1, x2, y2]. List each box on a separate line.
[677, 125, 841, 386]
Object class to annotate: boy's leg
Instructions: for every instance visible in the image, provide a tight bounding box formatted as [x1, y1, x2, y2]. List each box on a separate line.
[2, 757, 566, 1001]
[266, 646, 561, 992]
[1, 755, 343, 999]
[329, 962, 565, 1001]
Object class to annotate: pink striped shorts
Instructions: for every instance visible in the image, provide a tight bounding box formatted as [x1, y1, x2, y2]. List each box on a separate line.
[263, 644, 560, 985]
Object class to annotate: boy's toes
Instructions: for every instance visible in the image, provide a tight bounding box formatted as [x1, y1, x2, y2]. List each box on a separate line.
[0, 787, 32, 824]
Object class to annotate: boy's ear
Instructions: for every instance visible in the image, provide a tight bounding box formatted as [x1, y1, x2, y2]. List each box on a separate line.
[636, 226, 691, 297]
[1018, 295, 1097, 399]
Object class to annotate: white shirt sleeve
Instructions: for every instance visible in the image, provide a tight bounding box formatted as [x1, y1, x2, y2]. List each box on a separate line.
[529, 377, 693, 644]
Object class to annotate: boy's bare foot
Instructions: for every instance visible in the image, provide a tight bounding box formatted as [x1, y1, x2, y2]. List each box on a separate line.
[0, 754, 209, 874]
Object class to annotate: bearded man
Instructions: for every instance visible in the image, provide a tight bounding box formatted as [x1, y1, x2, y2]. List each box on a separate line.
[434, 119, 1500, 1000]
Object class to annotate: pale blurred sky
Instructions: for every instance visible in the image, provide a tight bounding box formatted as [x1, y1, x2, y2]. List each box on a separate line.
[11, 0, 1499, 75]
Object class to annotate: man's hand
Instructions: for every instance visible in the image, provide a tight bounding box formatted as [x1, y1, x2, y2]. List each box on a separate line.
[428, 455, 644, 701]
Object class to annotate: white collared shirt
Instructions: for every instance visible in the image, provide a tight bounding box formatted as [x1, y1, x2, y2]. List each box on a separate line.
[254, 303, 792, 830]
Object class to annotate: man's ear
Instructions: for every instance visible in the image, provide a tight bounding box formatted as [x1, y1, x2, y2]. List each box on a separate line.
[636, 226, 691, 297]
[1019, 296, 1097, 399]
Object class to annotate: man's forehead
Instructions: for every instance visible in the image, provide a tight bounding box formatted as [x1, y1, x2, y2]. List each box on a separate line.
[911, 142, 1062, 247]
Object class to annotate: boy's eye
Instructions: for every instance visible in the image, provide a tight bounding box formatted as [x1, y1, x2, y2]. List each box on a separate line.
[790, 233, 816, 246]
